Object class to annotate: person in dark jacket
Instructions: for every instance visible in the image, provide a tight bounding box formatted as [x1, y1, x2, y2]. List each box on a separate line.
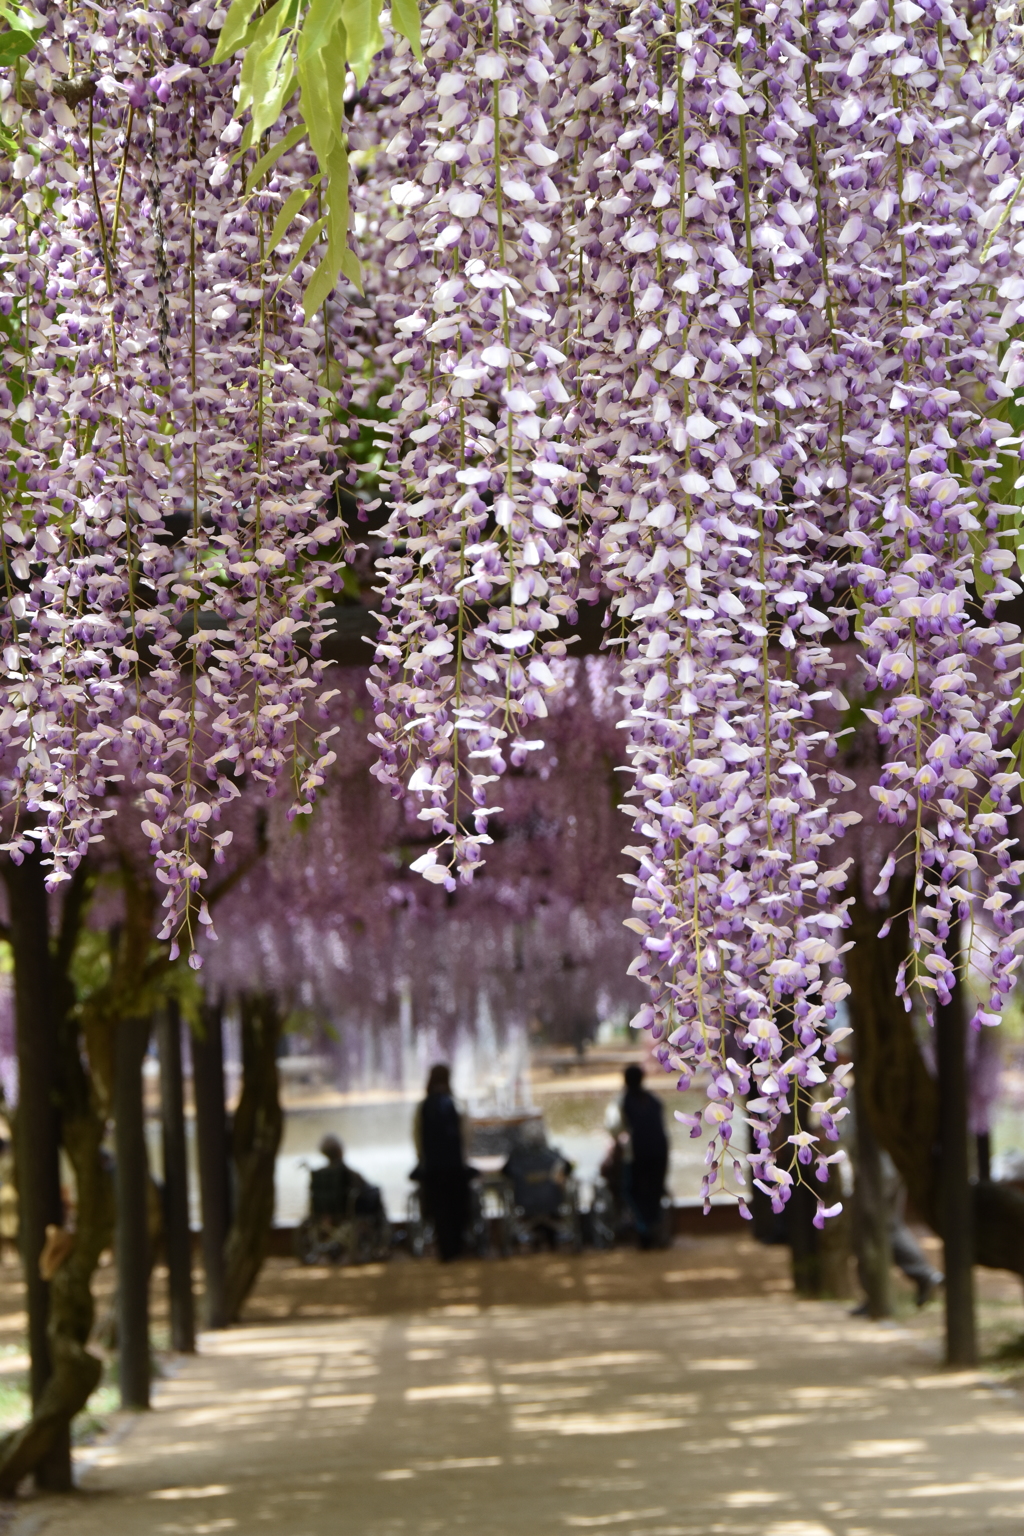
[414, 1064, 469, 1261]
[617, 1064, 669, 1249]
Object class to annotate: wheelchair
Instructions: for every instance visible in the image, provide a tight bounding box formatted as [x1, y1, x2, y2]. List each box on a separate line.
[294, 1163, 391, 1267]
[503, 1145, 583, 1254]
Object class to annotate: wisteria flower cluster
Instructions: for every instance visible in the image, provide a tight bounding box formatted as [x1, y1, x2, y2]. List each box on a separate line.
[5, 0, 1024, 1222]
[0, 0, 358, 959]
[359, 0, 1024, 1219]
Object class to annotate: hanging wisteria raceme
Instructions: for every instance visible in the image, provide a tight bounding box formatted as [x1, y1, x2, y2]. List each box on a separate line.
[3, 0, 1024, 1213]
[0, 0, 351, 960]
[361, 0, 1024, 1221]
[198, 659, 640, 1056]
[568, 0, 858, 1217]
[364, 0, 594, 888]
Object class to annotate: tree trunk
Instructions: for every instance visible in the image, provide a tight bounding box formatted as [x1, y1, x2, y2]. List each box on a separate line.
[223, 994, 284, 1324]
[845, 877, 939, 1228]
[936, 958, 977, 1366]
[846, 875, 1024, 1294]
[852, 1052, 893, 1318]
[158, 1000, 195, 1354]
[0, 859, 111, 1496]
[2, 850, 71, 1491]
[788, 1177, 823, 1297]
[114, 1017, 151, 1409]
[192, 995, 229, 1330]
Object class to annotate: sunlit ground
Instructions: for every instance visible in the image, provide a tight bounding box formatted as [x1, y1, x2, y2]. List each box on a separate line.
[3, 1242, 1024, 1536]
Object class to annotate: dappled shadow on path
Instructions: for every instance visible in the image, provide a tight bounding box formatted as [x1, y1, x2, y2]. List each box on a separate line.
[13, 1289, 1024, 1536]
[241, 1237, 793, 1322]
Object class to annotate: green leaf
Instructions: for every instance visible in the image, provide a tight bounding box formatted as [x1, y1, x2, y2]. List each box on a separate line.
[0, 2, 43, 29]
[268, 184, 312, 252]
[284, 215, 326, 277]
[390, 0, 422, 59]
[251, 56, 297, 140]
[303, 254, 339, 319]
[297, 16, 348, 163]
[210, 0, 263, 62]
[323, 138, 350, 257]
[298, 0, 344, 65]
[341, 0, 384, 84]
[340, 243, 363, 291]
[246, 122, 307, 191]
[238, 0, 291, 114]
[0, 26, 34, 64]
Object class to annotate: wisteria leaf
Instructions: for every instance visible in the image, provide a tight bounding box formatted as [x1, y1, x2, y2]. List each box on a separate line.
[298, 0, 344, 67]
[297, 17, 347, 163]
[390, 0, 422, 59]
[238, 0, 291, 115]
[283, 215, 326, 278]
[251, 58, 297, 141]
[341, 0, 384, 84]
[323, 140, 351, 259]
[340, 244, 362, 291]
[302, 254, 338, 320]
[0, 26, 34, 65]
[268, 185, 312, 252]
[246, 123, 307, 192]
[210, 0, 262, 62]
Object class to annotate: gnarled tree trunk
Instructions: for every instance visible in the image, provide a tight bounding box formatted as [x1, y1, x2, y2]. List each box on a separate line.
[223, 994, 284, 1323]
[846, 874, 1024, 1282]
[2, 850, 69, 1491]
[0, 860, 112, 1496]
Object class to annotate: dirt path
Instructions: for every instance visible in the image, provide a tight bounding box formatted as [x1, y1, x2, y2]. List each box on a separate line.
[9, 1284, 1024, 1536]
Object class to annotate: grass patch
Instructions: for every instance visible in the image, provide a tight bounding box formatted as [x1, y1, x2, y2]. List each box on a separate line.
[0, 1352, 123, 1446]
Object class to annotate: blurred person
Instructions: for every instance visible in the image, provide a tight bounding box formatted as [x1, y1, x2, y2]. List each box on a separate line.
[413, 1064, 469, 1261]
[852, 1151, 942, 1311]
[607, 1064, 669, 1249]
[503, 1119, 574, 1248]
[310, 1134, 382, 1219]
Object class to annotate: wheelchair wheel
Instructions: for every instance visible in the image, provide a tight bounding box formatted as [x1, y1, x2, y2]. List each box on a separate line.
[407, 1190, 431, 1258]
[294, 1216, 334, 1266]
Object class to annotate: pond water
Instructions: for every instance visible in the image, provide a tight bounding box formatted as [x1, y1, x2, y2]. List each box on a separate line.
[271, 1082, 729, 1226]
[145, 1081, 732, 1228]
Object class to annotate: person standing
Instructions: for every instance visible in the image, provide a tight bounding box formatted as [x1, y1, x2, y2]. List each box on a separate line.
[613, 1064, 670, 1249]
[414, 1064, 469, 1262]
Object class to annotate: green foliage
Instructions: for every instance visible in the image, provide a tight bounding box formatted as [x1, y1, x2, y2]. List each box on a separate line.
[0, 1, 42, 66]
[69, 912, 203, 1029]
[212, 0, 421, 319]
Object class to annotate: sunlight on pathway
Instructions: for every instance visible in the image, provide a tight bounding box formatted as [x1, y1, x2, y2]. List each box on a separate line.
[13, 1298, 1024, 1536]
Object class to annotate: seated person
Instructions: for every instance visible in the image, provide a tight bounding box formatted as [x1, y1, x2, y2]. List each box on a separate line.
[502, 1120, 572, 1220]
[310, 1135, 382, 1219]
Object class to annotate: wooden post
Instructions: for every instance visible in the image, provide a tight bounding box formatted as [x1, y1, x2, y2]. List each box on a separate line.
[158, 1000, 195, 1353]
[192, 996, 229, 1330]
[936, 962, 977, 1367]
[114, 1016, 151, 1409]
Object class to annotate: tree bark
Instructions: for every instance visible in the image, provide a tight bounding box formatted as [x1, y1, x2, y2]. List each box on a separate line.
[158, 1000, 195, 1354]
[936, 959, 977, 1366]
[192, 995, 229, 1330]
[2, 849, 71, 1490]
[0, 859, 111, 1496]
[114, 1017, 151, 1409]
[788, 1176, 823, 1297]
[223, 994, 284, 1324]
[845, 877, 939, 1228]
[846, 874, 1024, 1299]
[852, 1049, 893, 1318]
